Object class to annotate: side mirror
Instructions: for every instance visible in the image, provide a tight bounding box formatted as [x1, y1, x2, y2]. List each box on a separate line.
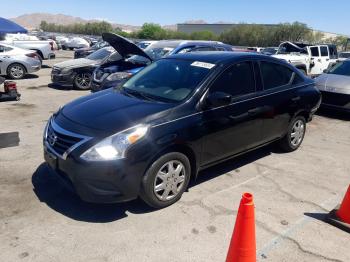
[205, 92, 232, 108]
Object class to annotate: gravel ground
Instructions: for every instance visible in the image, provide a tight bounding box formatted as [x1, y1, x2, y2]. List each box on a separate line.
[0, 50, 349, 262]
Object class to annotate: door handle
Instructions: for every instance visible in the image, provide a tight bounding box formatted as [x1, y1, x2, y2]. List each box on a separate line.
[248, 107, 261, 115]
[291, 96, 301, 102]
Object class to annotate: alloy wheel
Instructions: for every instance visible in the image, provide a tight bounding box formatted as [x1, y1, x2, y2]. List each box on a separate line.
[10, 65, 24, 79]
[75, 73, 92, 89]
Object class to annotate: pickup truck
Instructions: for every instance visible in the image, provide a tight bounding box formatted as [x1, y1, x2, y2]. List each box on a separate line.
[0, 40, 56, 60]
[273, 41, 338, 77]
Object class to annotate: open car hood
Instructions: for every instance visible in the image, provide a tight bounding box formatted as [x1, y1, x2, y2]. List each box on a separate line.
[102, 33, 152, 61]
[277, 41, 308, 55]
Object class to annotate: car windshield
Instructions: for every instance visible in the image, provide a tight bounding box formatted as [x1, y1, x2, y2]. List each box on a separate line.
[328, 61, 350, 76]
[86, 47, 113, 61]
[122, 59, 213, 103]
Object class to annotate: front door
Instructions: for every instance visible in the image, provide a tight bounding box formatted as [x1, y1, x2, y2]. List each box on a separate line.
[200, 61, 264, 166]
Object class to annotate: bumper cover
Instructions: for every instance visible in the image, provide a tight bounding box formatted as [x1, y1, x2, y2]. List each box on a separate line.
[44, 144, 145, 203]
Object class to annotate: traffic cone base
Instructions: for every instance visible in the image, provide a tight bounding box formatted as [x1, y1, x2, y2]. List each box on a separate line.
[327, 186, 350, 233]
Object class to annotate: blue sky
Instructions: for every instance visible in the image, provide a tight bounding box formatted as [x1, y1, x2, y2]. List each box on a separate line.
[1, 0, 349, 35]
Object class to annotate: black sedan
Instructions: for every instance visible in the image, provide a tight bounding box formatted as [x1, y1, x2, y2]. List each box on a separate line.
[44, 52, 321, 208]
[74, 41, 109, 59]
[51, 47, 120, 90]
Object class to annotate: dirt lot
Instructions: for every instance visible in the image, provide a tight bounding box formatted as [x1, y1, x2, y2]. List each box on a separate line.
[0, 50, 349, 262]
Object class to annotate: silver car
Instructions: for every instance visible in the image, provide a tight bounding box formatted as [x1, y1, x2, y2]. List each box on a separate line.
[315, 60, 350, 112]
[0, 43, 41, 79]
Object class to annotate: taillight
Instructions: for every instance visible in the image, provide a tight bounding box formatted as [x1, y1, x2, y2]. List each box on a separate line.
[26, 53, 39, 60]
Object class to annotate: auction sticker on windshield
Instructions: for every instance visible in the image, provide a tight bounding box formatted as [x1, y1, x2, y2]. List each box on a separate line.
[191, 61, 215, 69]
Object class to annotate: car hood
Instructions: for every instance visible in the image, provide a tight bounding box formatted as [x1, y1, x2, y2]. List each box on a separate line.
[315, 74, 350, 95]
[54, 58, 99, 69]
[102, 33, 152, 61]
[60, 89, 173, 133]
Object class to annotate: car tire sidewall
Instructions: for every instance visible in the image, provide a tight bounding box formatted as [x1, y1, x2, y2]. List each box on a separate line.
[7, 64, 26, 79]
[286, 116, 306, 151]
[140, 152, 191, 209]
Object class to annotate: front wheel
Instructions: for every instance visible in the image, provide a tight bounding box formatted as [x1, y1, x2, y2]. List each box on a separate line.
[140, 152, 191, 208]
[73, 73, 92, 90]
[278, 116, 306, 152]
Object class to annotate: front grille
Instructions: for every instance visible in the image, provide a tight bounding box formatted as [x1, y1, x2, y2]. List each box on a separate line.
[321, 91, 350, 107]
[45, 120, 89, 159]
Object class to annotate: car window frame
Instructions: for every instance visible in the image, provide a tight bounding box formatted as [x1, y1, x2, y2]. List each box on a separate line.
[258, 59, 298, 92]
[205, 59, 258, 103]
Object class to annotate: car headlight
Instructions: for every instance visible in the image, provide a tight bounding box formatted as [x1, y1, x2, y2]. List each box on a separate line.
[80, 125, 149, 161]
[106, 72, 132, 82]
[61, 68, 73, 75]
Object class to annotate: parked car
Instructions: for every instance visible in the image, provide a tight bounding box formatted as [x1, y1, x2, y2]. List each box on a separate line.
[74, 41, 109, 59]
[136, 40, 158, 49]
[0, 43, 41, 79]
[261, 47, 278, 55]
[43, 52, 321, 208]
[315, 60, 350, 112]
[51, 47, 119, 90]
[66, 37, 90, 50]
[273, 41, 338, 76]
[337, 51, 350, 62]
[91, 33, 234, 92]
[1, 36, 56, 60]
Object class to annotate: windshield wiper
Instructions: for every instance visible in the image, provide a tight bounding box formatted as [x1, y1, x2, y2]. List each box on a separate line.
[123, 88, 156, 101]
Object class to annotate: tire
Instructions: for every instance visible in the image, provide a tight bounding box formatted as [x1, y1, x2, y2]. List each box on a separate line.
[278, 116, 306, 152]
[7, 63, 26, 79]
[140, 152, 191, 208]
[73, 73, 92, 90]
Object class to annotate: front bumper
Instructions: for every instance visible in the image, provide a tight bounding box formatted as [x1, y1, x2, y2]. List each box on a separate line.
[51, 72, 75, 85]
[43, 143, 147, 203]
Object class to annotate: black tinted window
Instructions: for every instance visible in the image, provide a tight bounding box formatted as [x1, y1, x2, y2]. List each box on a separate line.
[310, 47, 319, 57]
[210, 62, 255, 97]
[191, 46, 217, 52]
[260, 61, 293, 89]
[329, 45, 338, 59]
[320, 46, 328, 57]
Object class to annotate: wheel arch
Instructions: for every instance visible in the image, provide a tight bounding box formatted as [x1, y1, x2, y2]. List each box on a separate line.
[148, 143, 199, 182]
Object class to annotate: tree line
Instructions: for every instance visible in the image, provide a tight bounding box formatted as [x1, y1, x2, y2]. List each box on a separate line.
[40, 21, 348, 47]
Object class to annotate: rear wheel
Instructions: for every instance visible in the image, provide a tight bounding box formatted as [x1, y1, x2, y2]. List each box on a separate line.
[140, 152, 191, 208]
[73, 73, 92, 90]
[7, 63, 26, 79]
[278, 116, 306, 152]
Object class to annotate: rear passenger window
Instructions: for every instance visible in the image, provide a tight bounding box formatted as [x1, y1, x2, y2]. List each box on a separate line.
[210, 62, 255, 97]
[310, 47, 320, 57]
[260, 61, 293, 90]
[320, 46, 328, 57]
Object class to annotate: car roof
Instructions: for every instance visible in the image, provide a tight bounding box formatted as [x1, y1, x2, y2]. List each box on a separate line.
[166, 51, 274, 64]
[149, 40, 228, 48]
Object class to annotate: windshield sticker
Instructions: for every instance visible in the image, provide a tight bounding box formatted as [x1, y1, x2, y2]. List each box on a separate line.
[191, 61, 215, 69]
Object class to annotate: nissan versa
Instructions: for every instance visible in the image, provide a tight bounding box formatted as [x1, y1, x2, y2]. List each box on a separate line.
[43, 52, 321, 208]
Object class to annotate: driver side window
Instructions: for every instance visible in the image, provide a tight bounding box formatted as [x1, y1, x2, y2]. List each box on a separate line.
[210, 62, 256, 98]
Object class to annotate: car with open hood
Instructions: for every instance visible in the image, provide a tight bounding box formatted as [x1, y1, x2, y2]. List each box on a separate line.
[51, 46, 120, 90]
[43, 52, 321, 208]
[90, 33, 234, 92]
[315, 60, 350, 112]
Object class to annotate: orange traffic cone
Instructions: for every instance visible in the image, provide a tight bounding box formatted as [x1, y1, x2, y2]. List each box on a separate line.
[327, 185, 350, 233]
[226, 193, 256, 262]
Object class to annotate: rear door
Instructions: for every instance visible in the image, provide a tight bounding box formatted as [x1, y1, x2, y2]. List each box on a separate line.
[308, 46, 324, 75]
[201, 60, 265, 165]
[258, 60, 302, 143]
